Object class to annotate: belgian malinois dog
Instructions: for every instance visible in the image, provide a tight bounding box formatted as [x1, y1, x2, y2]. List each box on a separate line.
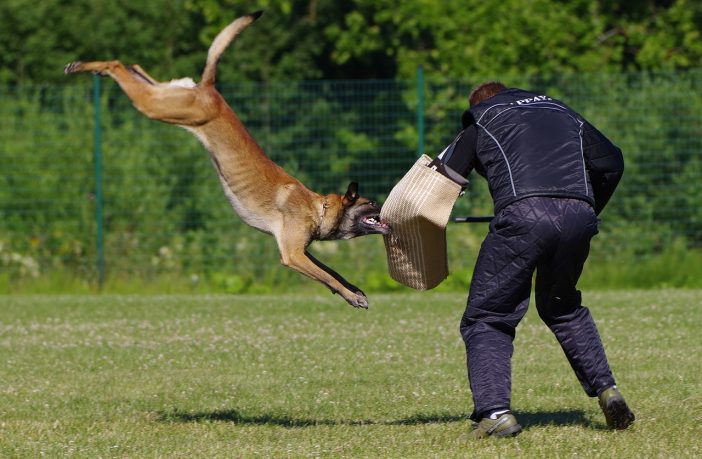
[65, 11, 390, 308]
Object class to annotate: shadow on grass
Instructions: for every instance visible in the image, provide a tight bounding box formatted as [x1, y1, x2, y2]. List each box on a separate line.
[157, 409, 468, 428]
[513, 409, 597, 428]
[158, 408, 599, 429]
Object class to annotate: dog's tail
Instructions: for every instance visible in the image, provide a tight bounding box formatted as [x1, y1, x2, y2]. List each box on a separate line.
[200, 11, 263, 86]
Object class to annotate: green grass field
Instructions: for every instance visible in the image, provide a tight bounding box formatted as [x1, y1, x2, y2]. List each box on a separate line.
[1, 290, 700, 458]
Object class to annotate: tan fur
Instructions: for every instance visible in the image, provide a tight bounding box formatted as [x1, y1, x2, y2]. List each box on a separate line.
[65, 11, 389, 308]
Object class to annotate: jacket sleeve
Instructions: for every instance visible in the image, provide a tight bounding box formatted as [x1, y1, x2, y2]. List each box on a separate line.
[444, 124, 478, 178]
[581, 121, 624, 215]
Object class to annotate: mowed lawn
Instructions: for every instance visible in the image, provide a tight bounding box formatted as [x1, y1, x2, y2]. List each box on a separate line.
[0, 290, 700, 458]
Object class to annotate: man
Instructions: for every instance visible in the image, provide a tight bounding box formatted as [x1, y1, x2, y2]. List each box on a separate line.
[441, 82, 634, 438]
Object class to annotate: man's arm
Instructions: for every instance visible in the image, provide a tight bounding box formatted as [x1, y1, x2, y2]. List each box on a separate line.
[582, 121, 624, 215]
[444, 123, 478, 178]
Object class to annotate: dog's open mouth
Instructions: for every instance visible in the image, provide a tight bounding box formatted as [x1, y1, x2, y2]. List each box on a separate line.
[362, 215, 391, 234]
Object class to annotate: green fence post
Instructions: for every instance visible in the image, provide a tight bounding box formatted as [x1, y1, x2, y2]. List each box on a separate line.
[416, 65, 425, 157]
[92, 75, 105, 288]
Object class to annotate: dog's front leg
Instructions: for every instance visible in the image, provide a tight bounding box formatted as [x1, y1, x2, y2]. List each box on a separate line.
[304, 250, 368, 303]
[282, 251, 368, 309]
[276, 235, 368, 308]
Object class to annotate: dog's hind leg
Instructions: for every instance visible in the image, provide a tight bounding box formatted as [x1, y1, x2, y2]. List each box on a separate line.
[128, 64, 159, 85]
[64, 60, 210, 125]
[65, 61, 158, 85]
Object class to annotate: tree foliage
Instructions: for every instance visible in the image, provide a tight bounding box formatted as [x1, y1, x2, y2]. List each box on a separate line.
[1, 0, 700, 84]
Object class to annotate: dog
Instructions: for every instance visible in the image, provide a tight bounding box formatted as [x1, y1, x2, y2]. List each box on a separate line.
[64, 11, 390, 308]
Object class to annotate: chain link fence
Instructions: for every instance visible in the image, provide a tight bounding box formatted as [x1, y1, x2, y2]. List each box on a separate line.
[1, 69, 701, 291]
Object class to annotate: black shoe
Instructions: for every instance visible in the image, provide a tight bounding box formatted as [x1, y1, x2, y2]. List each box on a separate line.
[598, 386, 635, 430]
[470, 412, 522, 439]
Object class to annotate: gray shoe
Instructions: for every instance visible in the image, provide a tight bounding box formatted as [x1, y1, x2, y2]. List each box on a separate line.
[598, 386, 635, 430]
[470, 412, 522, 438]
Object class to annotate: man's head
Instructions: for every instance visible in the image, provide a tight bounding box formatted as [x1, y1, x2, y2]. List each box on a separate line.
[469, 81, 507, 107]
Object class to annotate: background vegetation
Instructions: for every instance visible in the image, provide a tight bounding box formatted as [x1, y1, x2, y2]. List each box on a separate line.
[3, 0, 702, 84]
[1, 0, 701, 293]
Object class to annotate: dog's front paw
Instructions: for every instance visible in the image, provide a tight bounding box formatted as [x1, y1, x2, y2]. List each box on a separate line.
[344, 290, 369, 309]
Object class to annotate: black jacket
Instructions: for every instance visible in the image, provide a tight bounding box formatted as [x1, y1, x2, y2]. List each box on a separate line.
[445, 88, 624, 215]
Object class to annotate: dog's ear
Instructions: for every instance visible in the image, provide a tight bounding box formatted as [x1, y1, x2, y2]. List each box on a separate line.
[342, 182, 359, 207]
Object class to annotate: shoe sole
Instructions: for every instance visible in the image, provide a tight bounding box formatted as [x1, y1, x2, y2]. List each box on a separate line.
[603, 398, 635, 430]
[492, 423, 523, 437]
[471, 418, 523, 439]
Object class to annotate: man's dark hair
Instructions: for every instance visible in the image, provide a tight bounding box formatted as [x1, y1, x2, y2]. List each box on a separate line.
[469, 81, 507, 107]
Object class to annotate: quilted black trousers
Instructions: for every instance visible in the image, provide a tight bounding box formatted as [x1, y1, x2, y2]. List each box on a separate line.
[459, 197, 616, 420]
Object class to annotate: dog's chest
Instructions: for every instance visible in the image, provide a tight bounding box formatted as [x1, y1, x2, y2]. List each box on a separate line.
[213, 168, 272, 234]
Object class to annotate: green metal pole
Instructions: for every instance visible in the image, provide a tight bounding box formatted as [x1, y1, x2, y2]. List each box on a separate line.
[416, 65, 425, 157]
[92, 75, 105, 288]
